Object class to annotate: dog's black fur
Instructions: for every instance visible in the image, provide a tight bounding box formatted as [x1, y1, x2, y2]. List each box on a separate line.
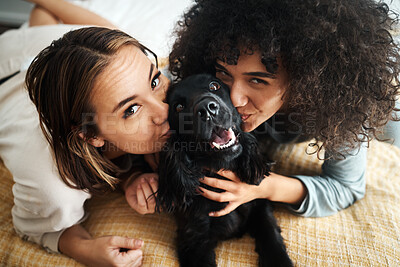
[156, 74, 293, 267]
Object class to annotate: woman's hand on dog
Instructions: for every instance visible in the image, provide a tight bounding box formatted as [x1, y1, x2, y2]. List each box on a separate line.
[125, 173, 158, 214]
[200, 170, 309, 215]
[199, 169, 262, 217]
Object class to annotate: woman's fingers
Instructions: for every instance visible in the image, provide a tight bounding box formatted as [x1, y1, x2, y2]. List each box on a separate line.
[141, 180, 154, 207]
[140, 179, 154, 199]
[200, 171, 254, 217]
[143, 181, 156, 210]
[201, 176, 235, 191]
[147, 177, 158, 196]
[126, 249, 144, 267]
[199, 186, 233, 202]
[136, 184, 148, 212]
[110, 236, 144, 250]
[135, 177, 157, 213]
[216, 169, 240, 182]
[209, 202, 239, 217]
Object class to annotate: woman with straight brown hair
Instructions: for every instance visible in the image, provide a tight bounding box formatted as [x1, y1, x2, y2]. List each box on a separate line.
[25, 26, 170, 266]
[6, 0, 171, 266]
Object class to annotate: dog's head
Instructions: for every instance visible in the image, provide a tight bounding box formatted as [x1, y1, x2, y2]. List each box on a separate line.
[166, 74, 243, 161]
[157, 74, 269, 213]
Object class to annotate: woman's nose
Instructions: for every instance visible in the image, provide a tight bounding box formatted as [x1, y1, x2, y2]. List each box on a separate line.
[230, 81, 248, 108]
[151, 97, 169, 125]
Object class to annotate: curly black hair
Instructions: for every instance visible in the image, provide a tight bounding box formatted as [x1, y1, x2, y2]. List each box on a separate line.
[169, 0, 400, 157]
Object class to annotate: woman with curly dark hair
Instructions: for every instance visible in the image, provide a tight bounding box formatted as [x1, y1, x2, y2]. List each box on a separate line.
[169, 0, 400, 217]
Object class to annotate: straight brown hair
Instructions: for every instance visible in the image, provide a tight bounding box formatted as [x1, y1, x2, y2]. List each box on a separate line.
[26, 27, 157, 195]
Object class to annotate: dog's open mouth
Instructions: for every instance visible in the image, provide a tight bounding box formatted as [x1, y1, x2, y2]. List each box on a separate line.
[210, 126, 238, 150]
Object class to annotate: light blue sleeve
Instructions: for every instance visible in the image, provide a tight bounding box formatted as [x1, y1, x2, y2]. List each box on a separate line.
[382, 100, 400, 148]
[287, 144, 367, 217]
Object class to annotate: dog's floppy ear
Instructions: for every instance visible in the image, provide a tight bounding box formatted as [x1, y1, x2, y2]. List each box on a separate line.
[156, 138, 202, 213]
[235, 132, 272, 185]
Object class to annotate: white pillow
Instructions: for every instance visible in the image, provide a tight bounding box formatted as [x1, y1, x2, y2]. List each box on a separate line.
[69, 0, 193, 58]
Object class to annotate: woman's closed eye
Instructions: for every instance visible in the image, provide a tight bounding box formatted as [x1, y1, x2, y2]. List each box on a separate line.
[215, 70, 233, 84]
[123, 104, 140, 119]
[250, 78, 269, 85]
[215, 69, 230, 78]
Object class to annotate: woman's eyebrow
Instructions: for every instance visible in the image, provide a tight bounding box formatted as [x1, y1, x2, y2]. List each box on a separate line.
[112, 63, 155, 113]
[243, 71, 276, 79]
[148, 63, 155, 81]
[215, 62, 276, 79]
[215, 62, 227, 71]
[113, 94, 138, 113]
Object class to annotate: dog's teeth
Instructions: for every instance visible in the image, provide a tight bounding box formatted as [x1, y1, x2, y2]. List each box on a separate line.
[212, 130, 237, 150]
[212, 142, 221, 149]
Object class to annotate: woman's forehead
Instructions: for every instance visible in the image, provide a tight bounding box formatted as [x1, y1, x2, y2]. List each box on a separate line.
[91, 46, 152, 112]
[216, 51, 265, 70]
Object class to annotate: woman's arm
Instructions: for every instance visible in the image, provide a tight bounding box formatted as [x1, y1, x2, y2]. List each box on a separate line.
[29, 5, 58, 26]
[289, 144, 367, 217]
[28, 0, 115, 28]
[257, 172, 308, 206]
[59, 224, 144, 267]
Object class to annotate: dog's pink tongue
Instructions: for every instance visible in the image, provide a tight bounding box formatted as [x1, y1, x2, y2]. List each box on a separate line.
[211, 128, 234, 146]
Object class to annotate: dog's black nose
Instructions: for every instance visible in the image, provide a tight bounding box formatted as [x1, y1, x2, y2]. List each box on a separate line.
[197, 100, 220, 121]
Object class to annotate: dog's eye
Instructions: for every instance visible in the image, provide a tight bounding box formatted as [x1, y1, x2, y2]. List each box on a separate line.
[209, 81, 221, 91]
[175, 104, 184, 112]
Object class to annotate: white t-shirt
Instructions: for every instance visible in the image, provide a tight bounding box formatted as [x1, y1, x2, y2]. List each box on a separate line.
[0, 25, 92, 253]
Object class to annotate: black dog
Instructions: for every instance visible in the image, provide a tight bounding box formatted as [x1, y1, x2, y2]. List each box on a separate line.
[156, 74, 293, 267]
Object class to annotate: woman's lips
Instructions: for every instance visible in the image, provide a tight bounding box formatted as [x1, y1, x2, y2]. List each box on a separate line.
[240, 114, 250, 122]
[161, 128, 172, 138]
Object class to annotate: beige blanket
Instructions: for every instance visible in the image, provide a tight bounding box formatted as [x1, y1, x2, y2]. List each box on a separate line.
[0, 140, 399, 266]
